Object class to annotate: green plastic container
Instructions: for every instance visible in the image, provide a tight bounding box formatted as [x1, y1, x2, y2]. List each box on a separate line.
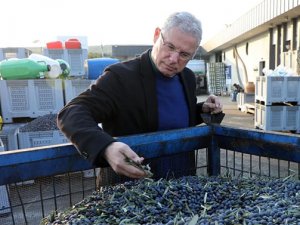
[0, 58, 50, 80]
[56, 59, 71, 78]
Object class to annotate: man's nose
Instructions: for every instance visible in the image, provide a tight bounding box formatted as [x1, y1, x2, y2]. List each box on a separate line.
[169, 51, 180, 62]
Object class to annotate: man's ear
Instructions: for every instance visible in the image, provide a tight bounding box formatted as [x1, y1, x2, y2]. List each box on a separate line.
[153, 27, 161, 43]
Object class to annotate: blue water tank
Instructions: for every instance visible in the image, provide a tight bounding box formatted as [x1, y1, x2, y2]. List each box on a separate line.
[86, 58, 120, 79]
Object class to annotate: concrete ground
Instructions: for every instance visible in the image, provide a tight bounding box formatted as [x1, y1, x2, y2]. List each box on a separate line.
[197, 94, 255, 129]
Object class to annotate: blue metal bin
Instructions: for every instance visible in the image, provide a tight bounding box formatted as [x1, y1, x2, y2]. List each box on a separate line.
[0, 125, 299, 224]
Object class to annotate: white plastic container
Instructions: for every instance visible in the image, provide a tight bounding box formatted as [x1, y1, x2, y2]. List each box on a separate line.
[255, 75, 300, 105]
[255, 103, 299, 131]
[17, 129, 69, 149]
[64, 79, 95, 103]
[237, 92, 255, 111]
[29, 53, 62, 78]
[0, 79, 64, 123]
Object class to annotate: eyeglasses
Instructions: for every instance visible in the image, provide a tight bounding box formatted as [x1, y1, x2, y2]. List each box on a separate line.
[160, 32, 194, 61]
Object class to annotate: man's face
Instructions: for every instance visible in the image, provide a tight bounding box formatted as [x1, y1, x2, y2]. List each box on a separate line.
[151, 27, 198, 77]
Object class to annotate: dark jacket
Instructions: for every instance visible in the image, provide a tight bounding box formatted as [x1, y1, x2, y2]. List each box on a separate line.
[57, 50, 204, 169]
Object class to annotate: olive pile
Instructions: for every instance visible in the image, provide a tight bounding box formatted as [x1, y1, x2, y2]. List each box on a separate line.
[41, 175, 300, 225]
[19, 114, 58, 132]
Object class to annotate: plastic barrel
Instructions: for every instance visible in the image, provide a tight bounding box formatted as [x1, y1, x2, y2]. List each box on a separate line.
[86, 58, 120, 80]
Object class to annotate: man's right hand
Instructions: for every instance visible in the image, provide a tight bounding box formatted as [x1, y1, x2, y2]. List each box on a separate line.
[103, 142, 147, 179]
[202, 94, 223, 114]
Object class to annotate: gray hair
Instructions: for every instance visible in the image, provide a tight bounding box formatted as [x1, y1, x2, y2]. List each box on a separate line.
[161, 12, 202, 46]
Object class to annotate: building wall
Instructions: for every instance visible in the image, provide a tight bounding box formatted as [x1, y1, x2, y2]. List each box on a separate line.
[222, 32, 270, 88]
[280, 18, 300, 71]
[205, 1, 300, 92]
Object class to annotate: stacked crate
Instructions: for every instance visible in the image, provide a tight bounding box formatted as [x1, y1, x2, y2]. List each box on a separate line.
[63, 79, 98, 177]
[17, 79, 94, 149]
[0, 79, 64, 123]
[0, 124, 20, 151]
[64, 79, 95, 103]
[255, 75, 300, 133]
[17, 115, 97, 178]
[0, 79, 97, 151]
[237, 92, 255, 114]
[207, 62, 226, 95]
[17, 129, 69, 149]
[43, 48, 88, 77]
[0, 47, 31, 61]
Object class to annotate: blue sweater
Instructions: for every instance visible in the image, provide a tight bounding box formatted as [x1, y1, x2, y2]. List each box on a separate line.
[153, 72, 194, 178]
[156, 72, 189, 131]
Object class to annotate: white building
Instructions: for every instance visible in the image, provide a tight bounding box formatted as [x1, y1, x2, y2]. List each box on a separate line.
[202, 0, 300, 91]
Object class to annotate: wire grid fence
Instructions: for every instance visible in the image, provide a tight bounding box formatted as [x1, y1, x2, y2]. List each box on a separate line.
[1, 170, 98, 225]
[0, 147, 299, 225]
[219, 149, 300, 179]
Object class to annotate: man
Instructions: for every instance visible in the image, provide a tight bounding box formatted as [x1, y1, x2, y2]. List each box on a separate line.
[57, 11, 222, 182]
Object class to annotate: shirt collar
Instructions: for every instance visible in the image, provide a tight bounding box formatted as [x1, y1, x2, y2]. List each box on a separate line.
[148, 50, 178, 78]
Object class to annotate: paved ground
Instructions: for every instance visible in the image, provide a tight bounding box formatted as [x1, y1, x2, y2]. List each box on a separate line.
[197, 94, 255, 129]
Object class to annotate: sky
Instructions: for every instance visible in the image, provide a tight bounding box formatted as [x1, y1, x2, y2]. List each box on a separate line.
[1, 0, 263, 48]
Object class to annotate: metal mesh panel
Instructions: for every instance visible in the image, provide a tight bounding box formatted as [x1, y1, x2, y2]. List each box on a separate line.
[0, 170, 98, 225]
[46, 50, 64, 60]
[67, 50, 84, 75]
[0, 147, 298, 225]
[34, 80, 56, 111]
[7, 81, 29, 111]
[220, 149, 300, 179]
